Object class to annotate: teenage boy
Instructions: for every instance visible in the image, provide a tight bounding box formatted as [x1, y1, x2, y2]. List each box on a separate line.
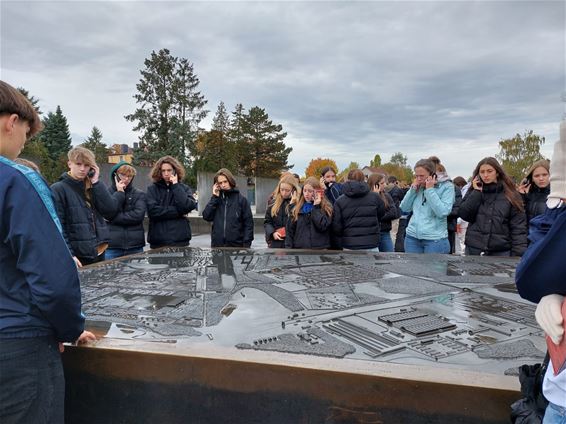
[51, 146, 118, 266]
[0, 80, 94, 423]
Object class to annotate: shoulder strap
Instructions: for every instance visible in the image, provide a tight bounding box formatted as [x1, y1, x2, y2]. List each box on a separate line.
[0, 156, 63, 234]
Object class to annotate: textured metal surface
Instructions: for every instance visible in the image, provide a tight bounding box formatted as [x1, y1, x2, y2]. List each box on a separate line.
[65, 248, 543, 423]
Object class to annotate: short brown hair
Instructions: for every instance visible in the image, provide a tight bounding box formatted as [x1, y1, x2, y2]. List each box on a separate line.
[0, 81, 42, 137]
[116, 164, 137, 178]
[68, 146, 95, 167]
[214, 168, 236, 188]
[150, 156, 186, 182]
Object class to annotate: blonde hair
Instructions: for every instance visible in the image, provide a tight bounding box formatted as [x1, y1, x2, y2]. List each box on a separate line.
[68, 146, 95, 167]
[271, 175, 300, 218]
[291, 176, 332, 222]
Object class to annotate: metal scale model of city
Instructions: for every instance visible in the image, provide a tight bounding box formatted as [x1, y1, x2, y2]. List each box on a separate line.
[63, 248, 543, 423]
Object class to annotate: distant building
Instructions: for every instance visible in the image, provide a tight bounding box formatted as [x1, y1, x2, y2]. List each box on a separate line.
[361, 166, 387, 179]
[108, 144, 134, 164]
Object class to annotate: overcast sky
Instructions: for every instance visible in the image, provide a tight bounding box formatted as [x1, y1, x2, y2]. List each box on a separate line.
[1, 0, 564, 178]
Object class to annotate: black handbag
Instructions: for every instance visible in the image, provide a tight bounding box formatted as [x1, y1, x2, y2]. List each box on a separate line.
[510, 352, 550, 423]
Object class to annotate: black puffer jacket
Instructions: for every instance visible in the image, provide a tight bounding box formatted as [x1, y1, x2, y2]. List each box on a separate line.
[51, 173, 117, 260]
[107, 166, 146, 250]
[379, 192, 401, 233]
[285, 204, 331, 249]
[387, 184, 405, 206]
[264, 198, 290, 248]
[332, 181, 386, 250]
[447, 185, 463, 232]
[458, 182, 527, 256]
[146, 180, 197, 248]
[522, 185, 550, 224]
[202, 188, 254, 247]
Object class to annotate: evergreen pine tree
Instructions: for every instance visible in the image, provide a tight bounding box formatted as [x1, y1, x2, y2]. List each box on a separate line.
[41, 106, 72, 162]
[81, 126, 110, 164]
[212, 101, 230, 133]
[239, 106, 292, 178]
[126, 48, 208, 170]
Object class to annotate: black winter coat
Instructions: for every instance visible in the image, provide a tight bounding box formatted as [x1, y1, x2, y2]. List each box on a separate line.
[458, 182, 528, 256]
[285, 204, 331, 249]
[264, 198, 290, 248]
[447, 185, 463, 232]
[379, 192, 401, 233]
[107, 180, 147, 250]
[51, 173, 117, 260]
[387, 185, 405, 206]
[202, 189, 254, 247]
[146, 180, 197, 248]
[522, 185, 550, 224]
[332, 181, 386, 250]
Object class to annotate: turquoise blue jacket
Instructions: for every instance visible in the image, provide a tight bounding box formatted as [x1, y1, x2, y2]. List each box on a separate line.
[400, 181, 455, 240]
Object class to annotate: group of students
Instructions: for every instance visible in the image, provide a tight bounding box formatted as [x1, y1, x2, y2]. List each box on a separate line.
[264, 154, 552, 257]
[264, 167, 398, 251]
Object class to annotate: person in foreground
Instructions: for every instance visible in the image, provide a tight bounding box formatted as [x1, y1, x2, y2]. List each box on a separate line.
[0, 80, 95, 424]
[516, 119, 566, 423]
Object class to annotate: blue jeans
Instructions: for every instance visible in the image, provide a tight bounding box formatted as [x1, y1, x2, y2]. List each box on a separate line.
[379, 232, 394, 252]
[0, 336, 64, 423]
[404, 235, 450, 254]
[543, 402, 566, 423]
[105, 247, 143, 260]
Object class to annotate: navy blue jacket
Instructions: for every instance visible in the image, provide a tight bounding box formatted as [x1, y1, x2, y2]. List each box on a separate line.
[516, 206, 566, 303]
[324, 182, 343, 205]
[0, 163, 84, 341]
[51, 173, 117, 260]
[332, 181, 386, 250]
[107, 174, 146, 251]
[147, 180, 197, 248]
[202, 188, 254, 247]
[285, 204, 332, 249]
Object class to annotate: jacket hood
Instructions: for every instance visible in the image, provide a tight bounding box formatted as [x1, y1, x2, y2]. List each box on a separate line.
[436, 172, 451, 183]
[342, 180, 370, 197]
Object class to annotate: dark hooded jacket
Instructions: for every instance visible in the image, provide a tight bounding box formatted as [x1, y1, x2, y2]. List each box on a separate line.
[264, 198, 291, 248]
[522, 184, 550, 225]
[447, 185, 463, 232]
[106, 161, 147, 250]
[332, 181, 386, 250]
[459, 182, 528, 256]
[202, 188, 254, 247]
[146, 179, 197, 248]
[285, 203, 331, 249]
[51, 173, 117, 260]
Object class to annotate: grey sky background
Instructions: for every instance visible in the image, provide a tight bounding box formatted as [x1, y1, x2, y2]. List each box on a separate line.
[1, 0, 564, 179]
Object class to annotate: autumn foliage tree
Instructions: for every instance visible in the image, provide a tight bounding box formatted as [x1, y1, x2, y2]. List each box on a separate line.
[304, 158, 339, 178]
[496, 130, 546, 181]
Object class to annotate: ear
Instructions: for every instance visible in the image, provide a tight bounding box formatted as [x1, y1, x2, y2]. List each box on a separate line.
[3, 114, 19, 134]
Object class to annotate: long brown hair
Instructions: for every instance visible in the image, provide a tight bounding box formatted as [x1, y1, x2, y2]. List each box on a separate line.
[271, 175, 300, 217]
[472, 157, 524, 211]
[150, 156, 186, 182]
[367, 173, 389, 208]
[291, 176, 332, 222]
